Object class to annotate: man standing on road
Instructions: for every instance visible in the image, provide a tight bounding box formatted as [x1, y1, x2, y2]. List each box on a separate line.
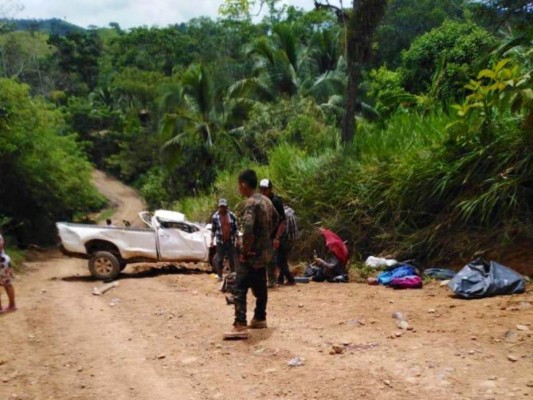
[224, 170, 278, 340]
[211, 199, 239, 280]
[259, 179, 295, 287]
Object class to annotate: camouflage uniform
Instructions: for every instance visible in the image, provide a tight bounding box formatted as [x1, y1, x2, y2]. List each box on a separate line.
[233, 193, 278, 326]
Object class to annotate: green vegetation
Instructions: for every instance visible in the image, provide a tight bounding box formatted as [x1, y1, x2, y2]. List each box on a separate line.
[2, 18, 84, 35]
[0, 79, 104, 244]
[1, 1, 532, 269]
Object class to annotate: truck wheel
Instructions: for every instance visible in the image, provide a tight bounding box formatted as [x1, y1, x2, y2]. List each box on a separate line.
[89, 251, 121, 280]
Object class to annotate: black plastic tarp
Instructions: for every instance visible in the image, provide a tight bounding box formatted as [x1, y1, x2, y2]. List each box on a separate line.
[448, 259, 526, 299]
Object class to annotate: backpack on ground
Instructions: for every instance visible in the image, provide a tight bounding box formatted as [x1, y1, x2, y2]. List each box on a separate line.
[390, 276, 423, 289]
[283, 206, 299, 241]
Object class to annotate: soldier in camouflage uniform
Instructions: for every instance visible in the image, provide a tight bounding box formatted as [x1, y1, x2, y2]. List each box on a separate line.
[224, 169, 278, 340]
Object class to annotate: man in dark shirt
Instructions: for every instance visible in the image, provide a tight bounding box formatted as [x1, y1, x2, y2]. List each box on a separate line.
[224, 170, 278, 340]
[259, 179, 295, 287]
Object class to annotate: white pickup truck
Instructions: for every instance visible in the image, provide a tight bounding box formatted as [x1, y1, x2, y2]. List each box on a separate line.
[57, 210, 214, 280]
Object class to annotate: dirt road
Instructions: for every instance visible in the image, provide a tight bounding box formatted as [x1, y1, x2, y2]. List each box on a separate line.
[1, 172, 532, 400]
[91, 169, 145, 226]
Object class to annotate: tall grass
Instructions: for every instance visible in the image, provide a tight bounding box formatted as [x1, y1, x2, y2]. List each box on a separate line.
[174, 110, 533, 265]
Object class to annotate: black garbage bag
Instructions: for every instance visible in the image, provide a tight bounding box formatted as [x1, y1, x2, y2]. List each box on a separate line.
[448, 259, 526, 299]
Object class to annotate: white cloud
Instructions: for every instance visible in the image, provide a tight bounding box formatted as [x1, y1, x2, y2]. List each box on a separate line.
[16, 0, 315, 29]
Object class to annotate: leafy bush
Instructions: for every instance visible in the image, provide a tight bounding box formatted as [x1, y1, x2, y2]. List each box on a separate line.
[0, 79, 104, 244]
[238, 97, 340, 162]
[401, 20, 496, 100]
[366, 66, 408, 117]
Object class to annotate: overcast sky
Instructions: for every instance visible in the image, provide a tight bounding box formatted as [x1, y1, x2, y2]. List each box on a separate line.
[14, 0, 314, 29]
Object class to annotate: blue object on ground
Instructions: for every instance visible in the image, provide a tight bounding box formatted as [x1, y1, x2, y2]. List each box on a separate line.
[377, 264, 417, 285]
[424, 268, 456, 280]
[448, 259, 525, 299]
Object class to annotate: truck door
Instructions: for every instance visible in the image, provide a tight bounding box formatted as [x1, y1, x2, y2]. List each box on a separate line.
[156, 225, 208, 261]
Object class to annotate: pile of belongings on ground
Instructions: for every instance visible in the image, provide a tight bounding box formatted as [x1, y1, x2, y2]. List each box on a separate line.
[367, 261, 423, 289]
[365, 255, 526, 298]
[365, 257, 458, 289]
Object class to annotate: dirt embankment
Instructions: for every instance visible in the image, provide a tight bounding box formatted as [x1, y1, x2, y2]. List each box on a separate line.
[91, 170, 146, 226]
[1, 171, 531, 400]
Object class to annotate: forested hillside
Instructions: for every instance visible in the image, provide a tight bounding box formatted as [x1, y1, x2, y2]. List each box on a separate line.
[1, 18, 84, 35]
[0, 0, 531, 267]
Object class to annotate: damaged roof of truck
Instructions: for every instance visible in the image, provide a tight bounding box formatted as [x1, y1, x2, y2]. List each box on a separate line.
[154, 210, 186, 223]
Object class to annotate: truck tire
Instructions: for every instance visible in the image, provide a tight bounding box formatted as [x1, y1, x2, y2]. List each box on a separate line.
[89, 251, 121, 280]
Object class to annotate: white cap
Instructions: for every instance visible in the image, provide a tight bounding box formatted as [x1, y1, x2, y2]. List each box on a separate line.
[259, 179, 271, 188]
[218, 198, 228, 207]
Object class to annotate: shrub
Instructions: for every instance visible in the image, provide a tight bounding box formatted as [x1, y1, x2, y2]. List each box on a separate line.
[0, 79, 104, 244]
[401, 20, 496, 100]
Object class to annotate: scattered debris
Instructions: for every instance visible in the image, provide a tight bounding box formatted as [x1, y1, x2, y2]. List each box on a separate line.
[288, 357, 305, 367]
[392, 312, 410, 330]
[345, 342, 379, 351]
[505, 330, 518, 343]
[254, 347, 265, 355]
[440, 280, 451, 287]
[347, 319, 365, 327]
[330, 344, 344, 355]
[427, 309, 436, 314]
[157, 354, 166, 360]
[507, 355, 518, 362]
[384, 379, 393, 387]
[109, 298, 121, 307]
[516, 324, 529, 331]
[92, 281, 119, 296]
[396, 319, 409, 330]
[365, 256, 398, 269]
[181, 357, 197, 365]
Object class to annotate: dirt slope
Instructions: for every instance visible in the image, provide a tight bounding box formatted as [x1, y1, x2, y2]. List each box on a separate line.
[1, 172, 532, 400]
[91, 169, 146, 226]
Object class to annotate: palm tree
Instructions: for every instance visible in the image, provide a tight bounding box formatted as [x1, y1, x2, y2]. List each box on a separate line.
[158, 63, 252, 167]
[230, 23, 345, 103]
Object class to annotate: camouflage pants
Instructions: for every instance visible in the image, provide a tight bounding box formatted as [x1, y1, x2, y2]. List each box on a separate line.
[233, 262, 268, 326]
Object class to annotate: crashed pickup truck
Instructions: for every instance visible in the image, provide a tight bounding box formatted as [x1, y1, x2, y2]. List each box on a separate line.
[57, 210, 213, 280]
